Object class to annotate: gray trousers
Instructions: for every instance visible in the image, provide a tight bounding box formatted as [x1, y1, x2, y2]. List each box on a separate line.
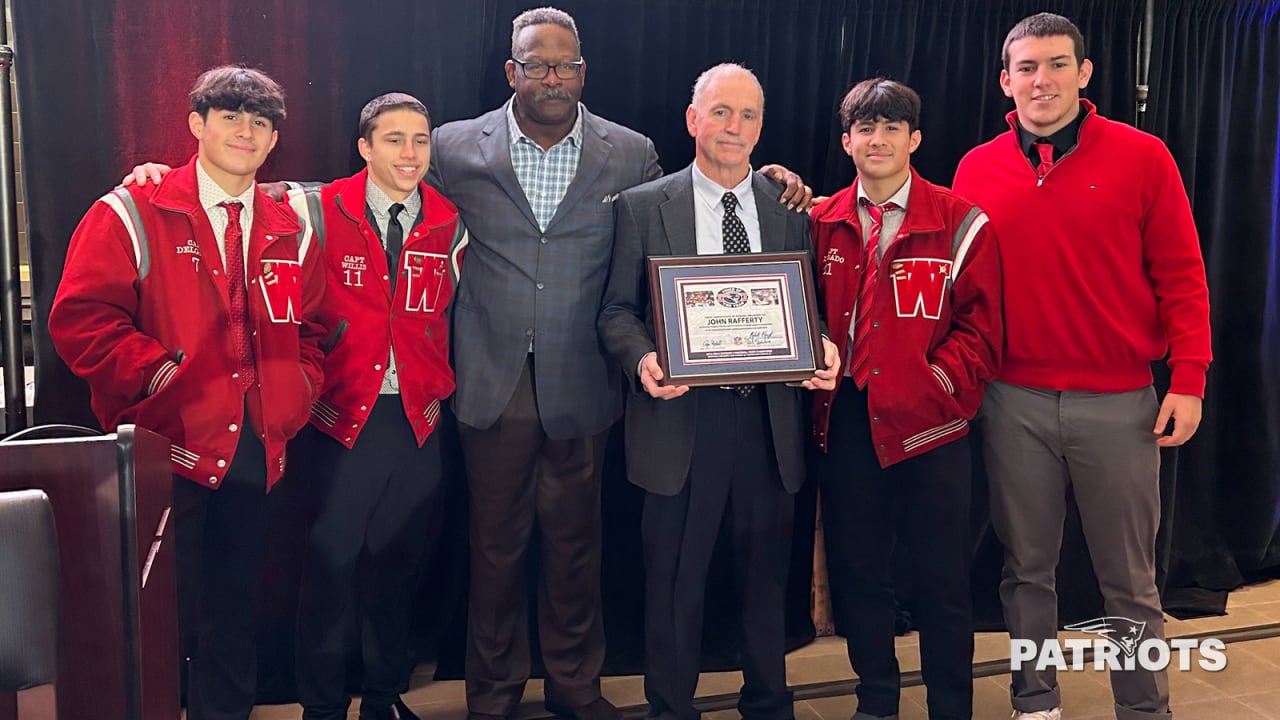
[980, 381, 1171, 720]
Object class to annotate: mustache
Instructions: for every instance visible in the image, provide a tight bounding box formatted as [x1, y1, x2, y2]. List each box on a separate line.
[534, 89, 574, 103]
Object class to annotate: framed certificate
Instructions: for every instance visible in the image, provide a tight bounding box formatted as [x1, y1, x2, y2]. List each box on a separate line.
[647, 251, 824, 387]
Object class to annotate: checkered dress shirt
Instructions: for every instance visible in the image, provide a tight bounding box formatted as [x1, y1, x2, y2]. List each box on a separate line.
[365, 180, 423, 395]
[195, 160, 255, 281]
[506, 97, 584, 230]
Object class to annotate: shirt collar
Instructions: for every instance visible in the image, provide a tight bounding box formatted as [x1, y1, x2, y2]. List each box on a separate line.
[691, 162, 755, 215]
[1018, 107, 1084, 160]
[856, 173, 911, 211]
[364, 176, 422, 222]
[195, 158, 255, 213]
[506, 96, 585, 149]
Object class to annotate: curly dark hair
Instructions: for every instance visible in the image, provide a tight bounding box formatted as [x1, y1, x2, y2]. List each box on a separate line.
[189, 65, 286, 128]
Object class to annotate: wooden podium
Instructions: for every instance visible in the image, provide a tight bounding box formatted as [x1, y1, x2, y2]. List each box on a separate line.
[0, 425, 178, 720]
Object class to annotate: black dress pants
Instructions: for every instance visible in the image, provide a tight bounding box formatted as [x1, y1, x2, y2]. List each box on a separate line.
[295, 396, 444, 719]
[820, 383, 973, 720]
[173, 428, 272, 720]
[643, 388, 796, 720]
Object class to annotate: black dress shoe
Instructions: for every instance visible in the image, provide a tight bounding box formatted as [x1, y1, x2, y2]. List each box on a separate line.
[544, 697, 622, 720]
[359, 697, 421, 720]
[466, 714, 508, 720]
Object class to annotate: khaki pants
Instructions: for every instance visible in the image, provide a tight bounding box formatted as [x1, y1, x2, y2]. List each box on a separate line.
[980, 381, 1170, 720]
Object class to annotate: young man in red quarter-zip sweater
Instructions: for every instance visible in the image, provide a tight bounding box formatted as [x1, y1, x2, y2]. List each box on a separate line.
[285, 93, 466, 720]
[50, 66, 325, 720]
[811, 78, 1002, 720]
[952, 13, 1211, 720]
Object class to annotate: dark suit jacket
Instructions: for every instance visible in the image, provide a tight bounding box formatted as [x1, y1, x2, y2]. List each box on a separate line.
[430, 104, 661, 439]
[598, 165, 813, 496]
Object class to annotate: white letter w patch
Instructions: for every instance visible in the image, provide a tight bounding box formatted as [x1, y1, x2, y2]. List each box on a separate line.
[259, 259, 302, 324]
[890, 258, 951, 319]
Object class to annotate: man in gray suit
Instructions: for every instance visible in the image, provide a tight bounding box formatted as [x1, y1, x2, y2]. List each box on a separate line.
[598, 63, 838, 720]
[428, 9, 812, 720]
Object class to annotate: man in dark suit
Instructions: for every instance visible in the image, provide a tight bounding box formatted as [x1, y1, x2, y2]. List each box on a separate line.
[598, 63, 838, 720]
[429, 10, 811, 720]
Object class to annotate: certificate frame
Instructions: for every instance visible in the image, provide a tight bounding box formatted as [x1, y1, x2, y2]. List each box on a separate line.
[647, 251, 824, 387]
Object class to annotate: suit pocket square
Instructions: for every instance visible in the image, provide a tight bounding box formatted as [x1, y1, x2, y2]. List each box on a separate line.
[601, 193, 619, 203]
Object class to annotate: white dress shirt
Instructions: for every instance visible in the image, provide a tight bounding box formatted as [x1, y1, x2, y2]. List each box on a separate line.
[691, 163, 762, 255]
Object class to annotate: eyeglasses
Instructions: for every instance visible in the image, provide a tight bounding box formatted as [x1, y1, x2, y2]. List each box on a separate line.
[511, 58, 584, 80]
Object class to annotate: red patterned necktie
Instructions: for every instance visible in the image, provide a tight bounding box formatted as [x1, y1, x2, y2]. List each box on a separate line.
[849, 199, 898, 390]
[219, 201, 256, 391]
[1035, 141, 1055, 178]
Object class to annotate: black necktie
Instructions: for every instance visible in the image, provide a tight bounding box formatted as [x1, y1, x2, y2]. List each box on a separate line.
[720, 191, 754, 397]
[721, 192, 750, 254]
[386, 202, 404, 289]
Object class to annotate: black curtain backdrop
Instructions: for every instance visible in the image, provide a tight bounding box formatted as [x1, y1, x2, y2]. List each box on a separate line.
[12, 0, 1280, 701]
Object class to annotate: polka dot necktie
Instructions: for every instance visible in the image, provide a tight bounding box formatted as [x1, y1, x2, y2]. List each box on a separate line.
[721, 191, 751, 254]
[721, 191, 754, 397]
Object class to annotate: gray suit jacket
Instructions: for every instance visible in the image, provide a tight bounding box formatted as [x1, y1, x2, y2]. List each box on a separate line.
[430, 104, 661, 439]
[598, 166, 814, 496]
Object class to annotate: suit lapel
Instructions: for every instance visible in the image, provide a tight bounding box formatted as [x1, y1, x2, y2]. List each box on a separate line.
[477, 113, 540, 231]
[545, 110, 611, 233]
[658, 166, 698, 256]
[752, 173, 789, 252]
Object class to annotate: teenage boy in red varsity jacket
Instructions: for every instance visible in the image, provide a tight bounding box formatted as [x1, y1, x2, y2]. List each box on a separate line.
[122, 92, 467, 720]
[284, 93, 466, 720]
[811, 78, 1002, 720]
[49, 66, 325, 720]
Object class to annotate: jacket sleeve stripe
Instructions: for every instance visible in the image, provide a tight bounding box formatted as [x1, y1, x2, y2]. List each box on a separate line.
[449, 225, 469, 286]
[902, 418, 968, 453]
[949, 208, 988, 281]
[424, 398, 442, 427]
[102, 188, 151, 279]
[304, 190, 325, 249]
[929, 363, 955, 395]
[285, 188, 323, 259]
[170, 444, 199, 469]
[147, 360, 179, 396]
[310, 399, 339, 425]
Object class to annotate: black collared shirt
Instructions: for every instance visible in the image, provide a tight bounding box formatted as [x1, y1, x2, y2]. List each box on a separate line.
[1018, 108, 1085, 167]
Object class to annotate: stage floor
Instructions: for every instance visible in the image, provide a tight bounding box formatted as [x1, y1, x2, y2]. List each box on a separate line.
[234, 577, 1280, 719]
